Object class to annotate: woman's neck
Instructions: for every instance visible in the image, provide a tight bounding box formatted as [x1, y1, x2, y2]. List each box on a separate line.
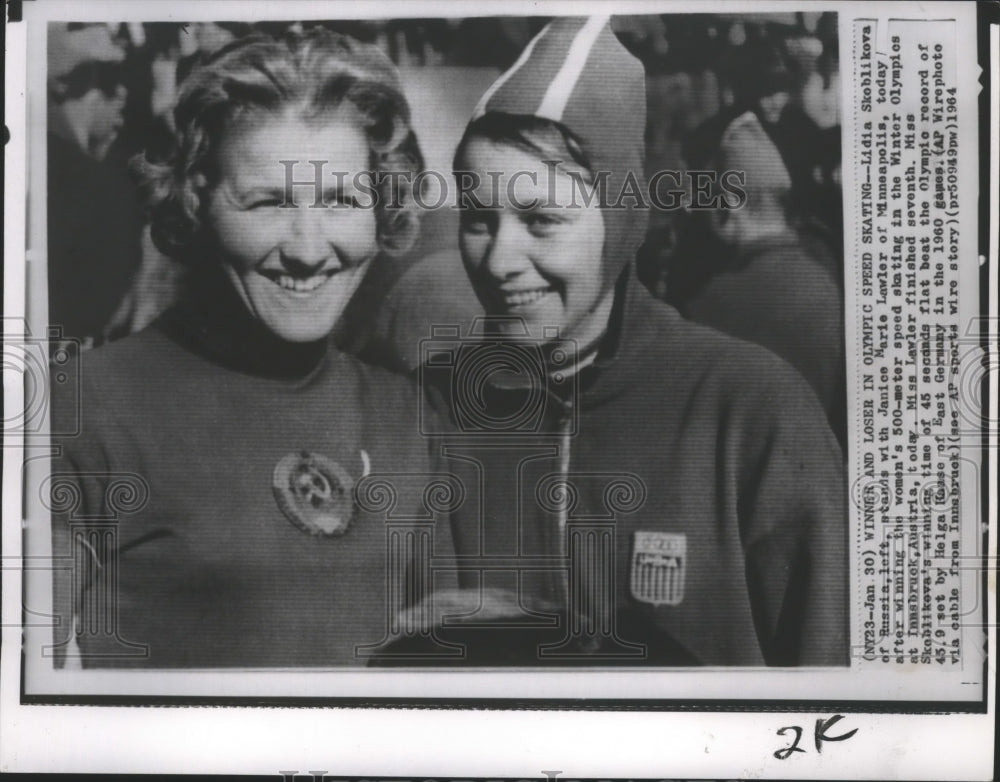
[163, 263, 329, 380]
[545, 269, 629, 381]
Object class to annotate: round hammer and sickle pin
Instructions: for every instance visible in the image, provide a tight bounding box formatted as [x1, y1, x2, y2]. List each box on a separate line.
[272, 451, 355, 536]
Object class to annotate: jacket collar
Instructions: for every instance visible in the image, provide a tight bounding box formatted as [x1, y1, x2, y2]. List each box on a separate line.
[577, 263, 664, 408]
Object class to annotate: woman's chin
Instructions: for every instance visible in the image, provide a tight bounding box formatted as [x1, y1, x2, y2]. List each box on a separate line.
[482, 302, 566, 341]
[260, 314, 338, 343]
[243, 275, 360, 343]
[508, 317, 569, 344]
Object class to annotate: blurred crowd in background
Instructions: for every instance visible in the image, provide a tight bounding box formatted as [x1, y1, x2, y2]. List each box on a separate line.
[46, 15, 844, 441]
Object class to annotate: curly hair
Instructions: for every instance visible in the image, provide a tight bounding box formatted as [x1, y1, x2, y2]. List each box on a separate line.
[132, 27, 424, 261]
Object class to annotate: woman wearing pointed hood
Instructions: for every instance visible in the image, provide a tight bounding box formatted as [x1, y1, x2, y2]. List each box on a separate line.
[429, 17, 847, 666]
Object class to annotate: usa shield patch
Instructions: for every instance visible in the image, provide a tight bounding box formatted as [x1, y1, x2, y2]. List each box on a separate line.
[630, 531, 686, 606]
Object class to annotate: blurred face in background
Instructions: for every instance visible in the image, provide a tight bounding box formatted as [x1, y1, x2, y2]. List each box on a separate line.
[85, 75, 127, 159]
[756, 90, 789, 124]
[801, 69, 841, 129]
[48, 24, 128, 159]
[53, 60, 128, 159]
[205, 108, 378, 343]
[457, 137, 611, 352]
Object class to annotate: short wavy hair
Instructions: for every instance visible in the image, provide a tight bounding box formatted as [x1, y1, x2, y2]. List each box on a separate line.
[132, 27, 424, 261]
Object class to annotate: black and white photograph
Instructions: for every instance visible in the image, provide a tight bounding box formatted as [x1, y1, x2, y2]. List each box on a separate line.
[36, 9, 852, 671]
[2, 0, 994, 778]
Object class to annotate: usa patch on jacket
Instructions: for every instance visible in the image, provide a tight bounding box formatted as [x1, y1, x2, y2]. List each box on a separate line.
[630, 531, 686, 606]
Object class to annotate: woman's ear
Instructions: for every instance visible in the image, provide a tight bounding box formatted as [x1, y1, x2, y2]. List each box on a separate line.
[707, 203, 740, 245]
[189, 172, 210, 216]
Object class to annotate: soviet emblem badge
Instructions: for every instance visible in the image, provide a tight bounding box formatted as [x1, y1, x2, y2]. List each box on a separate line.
[272, 451, 356, 536]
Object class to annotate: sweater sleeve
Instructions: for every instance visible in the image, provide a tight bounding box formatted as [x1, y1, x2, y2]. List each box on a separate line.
[368, 365, 459, 606]
[734, 363, 849, 666]
[48, 357, 113, 668]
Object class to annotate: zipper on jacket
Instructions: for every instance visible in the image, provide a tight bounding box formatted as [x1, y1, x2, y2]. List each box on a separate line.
[554, 397, 574, 608]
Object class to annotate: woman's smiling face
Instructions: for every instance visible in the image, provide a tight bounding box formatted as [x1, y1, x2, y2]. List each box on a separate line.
[457, 137, 611, 351]
[205, 108, 377, 343]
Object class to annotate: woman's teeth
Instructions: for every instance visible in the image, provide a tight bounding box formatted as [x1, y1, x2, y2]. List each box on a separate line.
[502, 288, 552, 307]
[274, 274, 329, 293]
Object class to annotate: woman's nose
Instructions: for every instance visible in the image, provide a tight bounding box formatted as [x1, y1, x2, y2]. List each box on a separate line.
[482, 218, 529, 280]
[280, 210, 334, 270]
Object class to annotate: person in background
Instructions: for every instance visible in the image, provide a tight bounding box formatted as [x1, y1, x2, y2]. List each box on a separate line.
[681, 33, 792, 178]
[679, 111, 846, 446]
[421, 17, 847, 666]
[105, 23, 190, 335]
[639, 22, 842, 304]
[47, 23, 143, 348]
[768, 37, 843, 258]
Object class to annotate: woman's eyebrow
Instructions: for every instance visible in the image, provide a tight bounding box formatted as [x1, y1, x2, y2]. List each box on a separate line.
[322, 182, 356, 200]
[239, 184, 285, 197]
[237, 183, 357, 207]
[236, 186, 288, 203]
[523, 199, 574, 216]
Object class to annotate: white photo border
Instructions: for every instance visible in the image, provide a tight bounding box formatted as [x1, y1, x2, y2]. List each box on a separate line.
[2, 0, 996, 778]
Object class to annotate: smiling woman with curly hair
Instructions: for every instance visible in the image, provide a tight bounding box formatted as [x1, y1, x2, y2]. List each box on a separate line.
[48, 27, 453, 669]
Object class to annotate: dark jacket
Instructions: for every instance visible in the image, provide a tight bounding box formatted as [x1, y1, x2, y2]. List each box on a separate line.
[428, 267, 848, 666]
[681, 229, 847, 447]
[47, 133, 143, 344]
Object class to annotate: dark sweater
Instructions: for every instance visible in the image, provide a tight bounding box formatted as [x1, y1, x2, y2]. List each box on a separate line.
[49, 280, 453, 668]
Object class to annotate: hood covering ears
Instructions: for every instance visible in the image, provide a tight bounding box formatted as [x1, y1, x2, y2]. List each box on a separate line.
[470, 16, 649, 278]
